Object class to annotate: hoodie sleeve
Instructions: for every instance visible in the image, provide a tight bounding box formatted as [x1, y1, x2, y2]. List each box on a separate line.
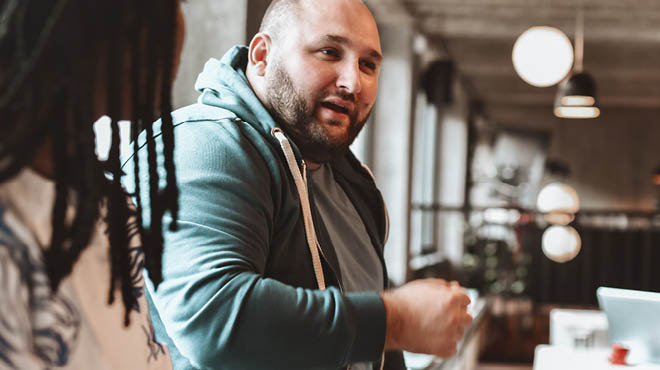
[122, 119, 386, 370]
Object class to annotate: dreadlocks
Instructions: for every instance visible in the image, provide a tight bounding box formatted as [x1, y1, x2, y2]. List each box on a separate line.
[0, 0, 180, 325]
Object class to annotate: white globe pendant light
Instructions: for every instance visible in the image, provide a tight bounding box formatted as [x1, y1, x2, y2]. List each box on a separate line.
[542, 225, 582, 263]
[512, 26, 574, 87]
[537, 182, 580, 225]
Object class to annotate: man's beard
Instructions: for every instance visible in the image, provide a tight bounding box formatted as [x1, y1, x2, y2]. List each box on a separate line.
[264, 63, 371, 163]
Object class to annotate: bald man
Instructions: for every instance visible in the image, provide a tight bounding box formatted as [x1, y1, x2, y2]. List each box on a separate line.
[124, 1, 472, 369]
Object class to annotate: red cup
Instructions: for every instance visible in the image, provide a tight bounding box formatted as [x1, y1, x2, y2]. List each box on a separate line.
[609, 343, 630, 365]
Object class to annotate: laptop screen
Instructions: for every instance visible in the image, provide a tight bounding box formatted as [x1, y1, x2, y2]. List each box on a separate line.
[597, 287, 660, 364]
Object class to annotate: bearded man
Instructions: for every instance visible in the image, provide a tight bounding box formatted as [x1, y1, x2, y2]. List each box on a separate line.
[123, 0, 473, 369]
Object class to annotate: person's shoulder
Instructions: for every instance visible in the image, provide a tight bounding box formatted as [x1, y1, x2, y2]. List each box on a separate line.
[0, 236, 43, 368]
[168, 103, 263, 149]
[0, 232, 25, 279]
[0, 208, 41, 317]
[171, 103, 238, 125]
[133, 103, 239, 148]
[0, 208, 35, 271]
[170, 104, 275, 159]
[124, 103, 245, 166]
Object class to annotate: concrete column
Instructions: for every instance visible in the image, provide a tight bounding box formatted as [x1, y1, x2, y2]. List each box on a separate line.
[371, 24, 416, 286]
[435, 80, 469, 265]
[173, 0, 249, 108]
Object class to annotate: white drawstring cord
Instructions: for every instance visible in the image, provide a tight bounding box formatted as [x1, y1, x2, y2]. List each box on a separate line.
[271, 128, 326, 291]
[272, 128, 387, 369]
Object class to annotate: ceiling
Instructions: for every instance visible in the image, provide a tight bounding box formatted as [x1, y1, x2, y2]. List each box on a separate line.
[368, 0, 660, 129]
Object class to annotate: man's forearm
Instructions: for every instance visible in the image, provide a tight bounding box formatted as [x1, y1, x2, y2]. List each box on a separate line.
[155, 271, 386, 369]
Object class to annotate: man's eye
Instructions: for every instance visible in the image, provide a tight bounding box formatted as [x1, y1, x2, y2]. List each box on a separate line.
[320, 49, 340, 58]
[361, 61, 377, 72]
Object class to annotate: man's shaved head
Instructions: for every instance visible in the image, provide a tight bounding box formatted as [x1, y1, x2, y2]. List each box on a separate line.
[259, 0, 301, 41]
[260, 0, 367, 41]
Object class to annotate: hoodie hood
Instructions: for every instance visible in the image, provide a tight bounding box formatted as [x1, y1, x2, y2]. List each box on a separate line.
[194, 46, 279, 138]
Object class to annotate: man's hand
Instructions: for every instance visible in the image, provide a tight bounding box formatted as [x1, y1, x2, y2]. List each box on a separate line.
[381, 279, 473, 357]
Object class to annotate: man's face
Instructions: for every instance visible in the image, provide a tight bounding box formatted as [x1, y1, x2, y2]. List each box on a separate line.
[264, 0, 382, 163]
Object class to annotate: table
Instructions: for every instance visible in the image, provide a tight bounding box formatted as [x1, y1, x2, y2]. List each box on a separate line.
[533, 345, 660, 370]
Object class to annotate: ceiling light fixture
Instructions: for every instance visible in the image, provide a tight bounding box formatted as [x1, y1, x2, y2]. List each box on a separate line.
[512, 26, 574, 87]
[554, 0, 600, 119]
[542, 225, 582, 263]
[537, 182, 580, 225]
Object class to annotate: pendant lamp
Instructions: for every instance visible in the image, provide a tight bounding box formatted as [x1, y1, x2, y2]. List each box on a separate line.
[554, 1, 600, 119]
[542, 225, 582, 263]
[537, 182, 580, 225]
[512, 26, 574, 88]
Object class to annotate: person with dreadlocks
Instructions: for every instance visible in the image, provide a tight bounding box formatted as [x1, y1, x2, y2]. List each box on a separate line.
[124, 0, 472, 369]
[0, 0, 183, 369]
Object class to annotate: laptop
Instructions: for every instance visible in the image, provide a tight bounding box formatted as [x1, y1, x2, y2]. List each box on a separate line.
[597, 287, 660, 364]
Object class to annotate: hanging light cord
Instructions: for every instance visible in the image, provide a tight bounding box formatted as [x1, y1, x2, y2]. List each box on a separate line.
[575, 0, 584, 73]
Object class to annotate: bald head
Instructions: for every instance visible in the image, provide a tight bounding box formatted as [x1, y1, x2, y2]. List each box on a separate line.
[259, 0, 299, 42]
[259, 0, 368, 42]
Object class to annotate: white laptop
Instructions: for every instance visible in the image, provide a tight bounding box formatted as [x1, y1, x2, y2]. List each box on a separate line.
[597, 287, 660, 364]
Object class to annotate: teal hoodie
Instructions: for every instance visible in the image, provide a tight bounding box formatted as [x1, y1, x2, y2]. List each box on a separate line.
[123, 46, 404, 370]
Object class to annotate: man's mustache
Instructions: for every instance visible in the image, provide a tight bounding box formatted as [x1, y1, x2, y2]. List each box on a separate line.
[325, 91, 356, 103]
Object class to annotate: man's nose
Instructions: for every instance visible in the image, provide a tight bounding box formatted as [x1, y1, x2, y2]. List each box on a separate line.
[336, 59, 362, 95]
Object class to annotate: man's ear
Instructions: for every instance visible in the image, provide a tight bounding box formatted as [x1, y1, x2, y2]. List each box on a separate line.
[248, 33, 271, 77]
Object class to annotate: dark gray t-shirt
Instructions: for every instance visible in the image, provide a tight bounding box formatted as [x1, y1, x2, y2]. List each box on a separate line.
[309, 163, 384, 370]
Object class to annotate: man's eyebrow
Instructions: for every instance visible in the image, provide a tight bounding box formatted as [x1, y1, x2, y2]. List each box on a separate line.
[323, 34, 383, 62]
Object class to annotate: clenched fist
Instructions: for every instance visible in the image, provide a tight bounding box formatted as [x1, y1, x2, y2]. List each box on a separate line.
[381, 279, 473, 357]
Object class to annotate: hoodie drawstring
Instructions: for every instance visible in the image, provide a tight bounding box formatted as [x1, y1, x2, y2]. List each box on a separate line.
[273, 128, 390, 370]
[271, 128, 326, 291]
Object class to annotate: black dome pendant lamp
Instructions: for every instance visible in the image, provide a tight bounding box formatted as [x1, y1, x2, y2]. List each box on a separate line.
[554, 1, 600, 119]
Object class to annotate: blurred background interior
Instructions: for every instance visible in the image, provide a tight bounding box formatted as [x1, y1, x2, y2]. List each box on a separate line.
[108, 0, 660, 369]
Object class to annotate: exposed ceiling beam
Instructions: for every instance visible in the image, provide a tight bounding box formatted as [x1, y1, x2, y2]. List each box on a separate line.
[459, 65, 660, 81]
[410, 3, 660, 19]
[485, 104, 660, 129]
[482, 94, 660, 109]
[419, 17, 660, 42]
[406, 0, 660, 9]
